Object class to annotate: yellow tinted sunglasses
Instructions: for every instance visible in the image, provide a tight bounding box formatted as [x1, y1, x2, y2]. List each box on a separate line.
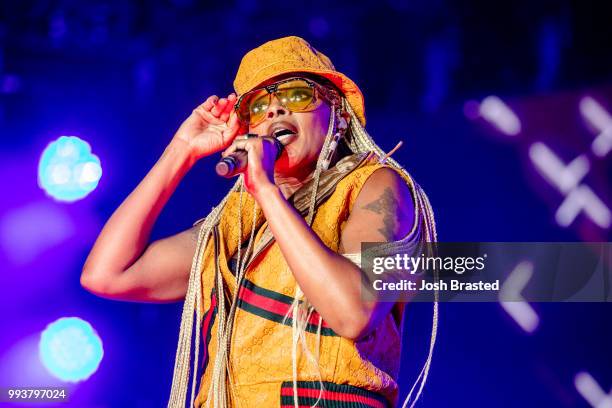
[235, 77, 339, 126]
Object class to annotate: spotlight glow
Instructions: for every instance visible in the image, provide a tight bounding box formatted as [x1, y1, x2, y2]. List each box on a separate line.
[579, 96, 612, 158]
[479, 96, 522, 136]
[575, 372, 612, 408]
[499, 261, 539, 333]
[38, 136, 102, 202]
[39, 317, 104, 382]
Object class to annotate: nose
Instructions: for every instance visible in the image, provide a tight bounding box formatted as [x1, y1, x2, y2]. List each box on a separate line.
[264, 94, 289, 120]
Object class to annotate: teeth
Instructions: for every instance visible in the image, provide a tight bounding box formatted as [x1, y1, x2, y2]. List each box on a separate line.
[275, 131, 298, 145]
[273, 128, 296, 137]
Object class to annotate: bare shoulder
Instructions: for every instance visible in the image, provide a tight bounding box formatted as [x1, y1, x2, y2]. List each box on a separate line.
[339, 167, 415, 253]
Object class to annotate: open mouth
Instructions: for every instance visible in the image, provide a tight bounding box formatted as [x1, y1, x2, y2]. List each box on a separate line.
[272, 128, 298, 145]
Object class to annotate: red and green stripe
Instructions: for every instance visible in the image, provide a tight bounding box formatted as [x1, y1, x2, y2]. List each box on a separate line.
[280, 381, 390, 408]
[237, 278, 337, 337]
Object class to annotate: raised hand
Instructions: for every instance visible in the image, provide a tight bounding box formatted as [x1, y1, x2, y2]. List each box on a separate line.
[172, 93, 245, 162]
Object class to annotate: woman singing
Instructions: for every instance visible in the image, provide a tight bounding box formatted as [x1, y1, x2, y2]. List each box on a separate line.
[81, 36, 437, 408]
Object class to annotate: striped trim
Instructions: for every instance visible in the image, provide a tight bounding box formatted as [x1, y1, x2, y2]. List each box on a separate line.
[236, 278, 337, 337]
[280, 381, 389, 408]
[200, 289, 217, 370]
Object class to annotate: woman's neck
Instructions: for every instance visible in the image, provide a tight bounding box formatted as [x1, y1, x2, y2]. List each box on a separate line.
[273, 150, 349, 199]
[274, 170, 314, 199]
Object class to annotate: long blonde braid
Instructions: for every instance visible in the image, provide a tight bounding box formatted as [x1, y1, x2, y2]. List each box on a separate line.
[168, 178, 242, 408]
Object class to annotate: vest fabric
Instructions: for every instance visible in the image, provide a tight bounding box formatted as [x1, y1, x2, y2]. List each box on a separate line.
[192, 152, 428, 408]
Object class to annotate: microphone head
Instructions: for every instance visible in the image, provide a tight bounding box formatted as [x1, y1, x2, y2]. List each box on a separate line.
[272, 137, 285, 160]
[215, 157, 236, 177]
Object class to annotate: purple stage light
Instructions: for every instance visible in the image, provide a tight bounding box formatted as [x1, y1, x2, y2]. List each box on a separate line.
[468, 86, 612, 240]
[0, 201, 75, 266]
[0, 334, 67, 389]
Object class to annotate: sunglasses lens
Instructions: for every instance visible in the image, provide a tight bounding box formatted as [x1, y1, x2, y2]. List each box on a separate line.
[237, 78, 323, 125]
[276, 80, 317, 112]
[237, 89, 269, 125]
[248, 92, 270, 124]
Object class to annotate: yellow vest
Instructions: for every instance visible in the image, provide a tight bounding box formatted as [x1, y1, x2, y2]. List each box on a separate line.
[193, 152, 433, 407]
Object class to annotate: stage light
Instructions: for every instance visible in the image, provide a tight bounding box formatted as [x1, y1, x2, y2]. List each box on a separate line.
[529, 142, 611, 229]
[555, 185, 611, 229]
[528, 142, 589, 194]
[38, 136, 102, 202]
[0, 201, 74, 266]
[479, 96, 521, 136]
[499, 261, 539, 333]
[39, 317, 104, 382]
[579, 96, 612, 158]
[575, 372, 612, 408]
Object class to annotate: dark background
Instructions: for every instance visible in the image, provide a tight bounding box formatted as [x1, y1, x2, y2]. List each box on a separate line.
[0, 1, 610, 406]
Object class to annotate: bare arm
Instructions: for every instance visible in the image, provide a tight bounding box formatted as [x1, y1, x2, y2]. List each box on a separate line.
[81, 93, 240, 302]
[253, 167, 414, 339]
[81, 138, 196, 302]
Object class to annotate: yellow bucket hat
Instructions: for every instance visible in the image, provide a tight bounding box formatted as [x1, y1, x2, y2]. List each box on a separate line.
[233, 36, 366, 126]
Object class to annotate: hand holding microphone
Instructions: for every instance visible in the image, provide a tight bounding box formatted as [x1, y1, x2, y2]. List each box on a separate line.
[170, 92, 286, 192]
[216, 133, 285, 178]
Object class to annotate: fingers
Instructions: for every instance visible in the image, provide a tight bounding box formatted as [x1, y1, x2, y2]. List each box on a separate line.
[221, 138, 247, 157]
[211, 93, 236, 117]
[227, 110, 239, 130]
[221, 136, 279, 159]
[193, 103, 224, 125]
[219, 93, 237, 123]
[221, 135, 262, 157]
[195, 93, 237, 127]
[202, 95, 219, 111]
[221, 111, 238, 142]
[211, 97, 227, 116]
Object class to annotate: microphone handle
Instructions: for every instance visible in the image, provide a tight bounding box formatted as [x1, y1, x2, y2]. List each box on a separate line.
[215, 136, 285, 178]
[215, 150, 248, 178]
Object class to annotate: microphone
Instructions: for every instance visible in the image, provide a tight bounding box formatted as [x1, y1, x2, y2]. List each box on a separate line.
[215, 134, 285, 178]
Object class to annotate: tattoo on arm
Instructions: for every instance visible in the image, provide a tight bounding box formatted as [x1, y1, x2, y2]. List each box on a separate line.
[361, 187, 400, 240]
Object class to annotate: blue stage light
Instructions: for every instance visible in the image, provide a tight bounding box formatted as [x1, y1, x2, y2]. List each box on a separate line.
[39, 317, 104, 382]
[38, 136, 102, 202]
